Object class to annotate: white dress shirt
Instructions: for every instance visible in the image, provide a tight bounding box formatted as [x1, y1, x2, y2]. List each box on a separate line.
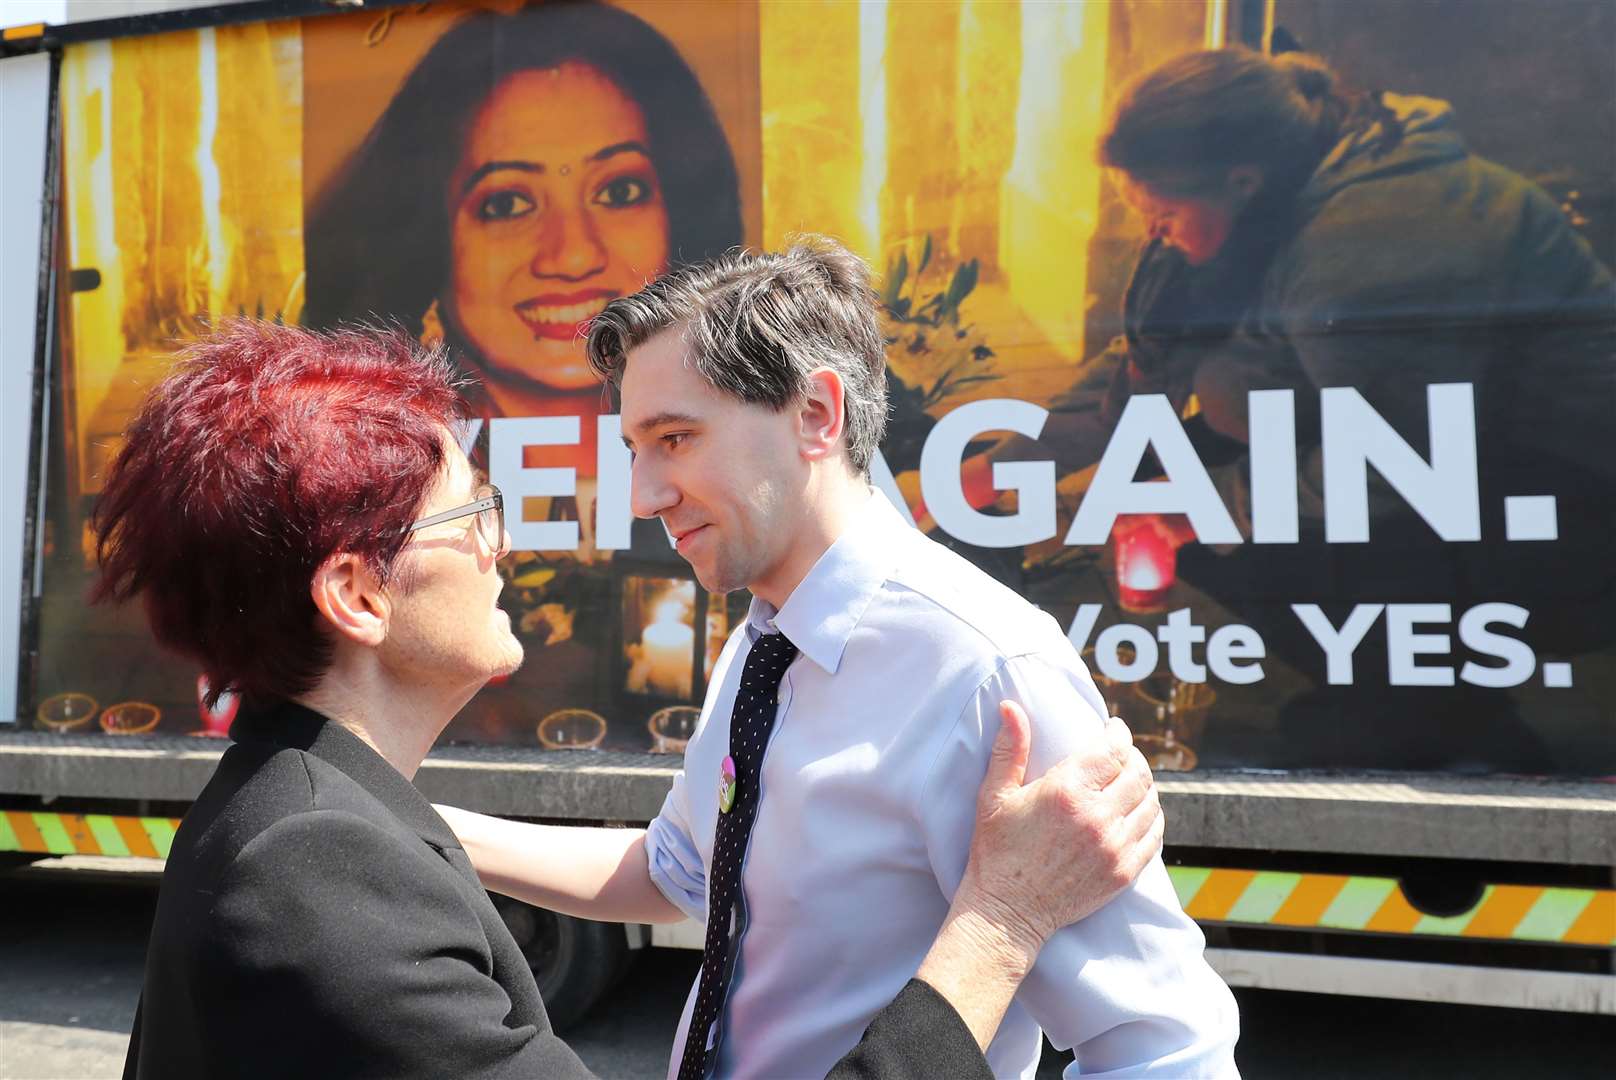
[645, 491, 1240, 1079]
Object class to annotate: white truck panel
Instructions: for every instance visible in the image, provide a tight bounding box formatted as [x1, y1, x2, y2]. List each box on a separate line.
[0, 51, 53, 728]
[1206, 949, 1616, 1016]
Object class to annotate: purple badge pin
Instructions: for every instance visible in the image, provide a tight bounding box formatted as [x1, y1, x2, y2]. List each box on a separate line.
[718, 755, 737, 813]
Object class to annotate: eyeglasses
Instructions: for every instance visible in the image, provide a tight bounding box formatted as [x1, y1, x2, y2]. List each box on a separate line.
[406, 483, 508, 558]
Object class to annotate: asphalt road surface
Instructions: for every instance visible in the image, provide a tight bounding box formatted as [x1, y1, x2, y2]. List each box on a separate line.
[2, 859, 1609, 1079]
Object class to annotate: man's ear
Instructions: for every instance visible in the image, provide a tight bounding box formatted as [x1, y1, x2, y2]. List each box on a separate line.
[310, 552, 391, 648]
[797, 367, 848, 464]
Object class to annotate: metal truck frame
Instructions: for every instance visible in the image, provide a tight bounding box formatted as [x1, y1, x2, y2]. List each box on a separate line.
[2, 0, 1611, 1028]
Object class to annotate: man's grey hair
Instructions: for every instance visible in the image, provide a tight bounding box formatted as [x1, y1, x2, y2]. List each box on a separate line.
[585, 236, 889, 475]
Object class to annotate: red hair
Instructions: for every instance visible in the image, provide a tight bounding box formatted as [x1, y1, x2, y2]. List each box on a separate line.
[91, 321, 464, 707]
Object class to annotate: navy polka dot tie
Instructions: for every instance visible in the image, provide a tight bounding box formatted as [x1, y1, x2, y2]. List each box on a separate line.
[677, 630, 798, 1080]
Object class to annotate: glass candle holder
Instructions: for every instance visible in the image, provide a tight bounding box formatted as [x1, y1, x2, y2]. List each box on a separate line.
[1132, 731, 1199, 772]
[193, 674, 240, 738]
[648, 706, 701, 755]
[537, 708, 607, 750]
[1079, 644, 1151, 731]
[36, 692, 98, 732]
[100, 701, 161, 736]
[1133, 674, 1216, 748]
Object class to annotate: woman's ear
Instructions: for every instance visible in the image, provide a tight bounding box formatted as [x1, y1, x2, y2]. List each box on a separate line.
[1228, 165, 1265, 203]
[797, 367, 848, 464]
[310, 553, 391, 648]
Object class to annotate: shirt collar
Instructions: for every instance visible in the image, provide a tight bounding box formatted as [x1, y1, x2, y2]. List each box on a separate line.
[747, 489, 906, 675]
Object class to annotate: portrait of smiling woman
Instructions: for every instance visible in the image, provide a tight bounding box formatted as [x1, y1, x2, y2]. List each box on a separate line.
[302, 0, 749, 744]
[305, 0, 744, 472]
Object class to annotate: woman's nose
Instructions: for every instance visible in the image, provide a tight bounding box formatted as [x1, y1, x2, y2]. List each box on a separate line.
[530, 203, 608, 281]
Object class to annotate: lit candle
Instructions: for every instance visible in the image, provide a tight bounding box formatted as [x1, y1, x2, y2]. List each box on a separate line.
[1114, 517, 1177, 613]
[642, 600, 694, 698]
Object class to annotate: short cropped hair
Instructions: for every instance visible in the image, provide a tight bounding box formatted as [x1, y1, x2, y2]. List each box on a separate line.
[585, 236, 889, 475]
[91, 321, 464, 707]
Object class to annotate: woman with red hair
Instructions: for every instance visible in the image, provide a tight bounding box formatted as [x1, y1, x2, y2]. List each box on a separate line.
[100, 320, 1163, 1080]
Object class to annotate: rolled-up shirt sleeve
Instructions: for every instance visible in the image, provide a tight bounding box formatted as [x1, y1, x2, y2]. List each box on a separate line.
[919, 652, 1241, 1078]
[645, 767, 708, 923]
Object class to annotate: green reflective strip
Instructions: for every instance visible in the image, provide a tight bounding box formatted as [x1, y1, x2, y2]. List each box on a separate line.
[1412, 886, 1486, 936]
[1319, 877, 1398, 930]
[1512, 888, 1596, 942]
[140, 818, 177, 859]
[0, 813, 18, 852]
[86, 815, 130, 857]
[1168, 866, 1214, 909]
[31, 813, 76, 855]
[1224, 871, 1303, 924]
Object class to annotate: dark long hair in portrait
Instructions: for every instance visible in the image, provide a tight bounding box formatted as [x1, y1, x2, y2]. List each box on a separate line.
[304, 0, 744, 338]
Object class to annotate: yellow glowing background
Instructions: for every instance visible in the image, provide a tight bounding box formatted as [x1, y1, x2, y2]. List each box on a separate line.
[60, 21, 304, 495]
[763, 0, 1108, 379]
[56, 0, 1214, 495]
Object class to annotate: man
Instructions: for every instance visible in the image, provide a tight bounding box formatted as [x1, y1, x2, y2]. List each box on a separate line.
[447, 238, 1240, 1078]
[103, 321, 1163, 1079]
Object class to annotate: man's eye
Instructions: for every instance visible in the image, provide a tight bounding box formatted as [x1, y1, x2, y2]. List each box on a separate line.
[663, 432, 688, 449]
[593, 176, 653, 209]
[475, 190, 536, 221]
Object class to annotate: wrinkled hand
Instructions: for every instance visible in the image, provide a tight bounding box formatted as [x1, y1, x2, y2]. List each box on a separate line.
[956, 702, 1163, 952]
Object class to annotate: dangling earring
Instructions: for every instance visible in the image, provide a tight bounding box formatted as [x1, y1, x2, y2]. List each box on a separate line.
[420, 297, 446, 347]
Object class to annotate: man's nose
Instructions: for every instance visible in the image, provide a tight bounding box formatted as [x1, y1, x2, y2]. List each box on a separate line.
[530, 202, 609, 281]
[629, 456, 678, 521]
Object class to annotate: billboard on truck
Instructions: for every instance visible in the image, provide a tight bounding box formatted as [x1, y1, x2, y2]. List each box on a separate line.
[23, 0, 1616, 777]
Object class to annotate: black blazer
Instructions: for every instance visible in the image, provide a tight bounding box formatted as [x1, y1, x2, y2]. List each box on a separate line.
[124, 703, 990, 1079]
